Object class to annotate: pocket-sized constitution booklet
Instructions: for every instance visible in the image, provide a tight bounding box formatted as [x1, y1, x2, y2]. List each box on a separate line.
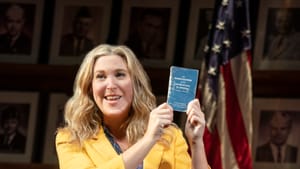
[167, 66, 199, 112]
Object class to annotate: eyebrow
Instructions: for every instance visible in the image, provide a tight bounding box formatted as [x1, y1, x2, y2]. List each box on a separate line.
[94, 68, 128, 73]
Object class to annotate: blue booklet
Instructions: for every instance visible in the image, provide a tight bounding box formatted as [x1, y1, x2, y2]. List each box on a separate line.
[167, 66, 199, 112]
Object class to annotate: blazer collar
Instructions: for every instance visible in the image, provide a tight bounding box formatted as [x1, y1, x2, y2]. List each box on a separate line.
[87, 127, 119, 161]
[87, 127, 165, 168]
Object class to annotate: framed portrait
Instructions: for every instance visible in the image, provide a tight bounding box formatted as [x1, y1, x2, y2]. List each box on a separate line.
[254, 0, 300, 70]
[0, 91, 39, 163]
[42, 93, 69, 164]
[49, 0, 112, 65]
[183, 0, 214, 69]
[118, 0, 179, 68]
[0, 0, 44, 63]
[253, 98, 300, 169]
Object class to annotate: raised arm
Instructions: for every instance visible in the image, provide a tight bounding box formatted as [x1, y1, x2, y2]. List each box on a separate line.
[185, 99, 210, 169]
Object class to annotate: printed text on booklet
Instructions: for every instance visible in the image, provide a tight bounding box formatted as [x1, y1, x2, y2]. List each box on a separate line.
[167, 66, 199, 112]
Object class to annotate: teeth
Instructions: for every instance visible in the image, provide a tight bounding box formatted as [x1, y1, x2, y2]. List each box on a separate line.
[106, 96, 120, 100]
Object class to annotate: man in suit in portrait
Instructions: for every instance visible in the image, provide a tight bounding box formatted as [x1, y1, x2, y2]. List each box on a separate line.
[0, 3, 32, 54]
[0, 106, 26, 153]
[125, 9, 167, 60]
[256, 111, 298, 163]
[265, 9, 300, 60]
[59, 6, 94, 57]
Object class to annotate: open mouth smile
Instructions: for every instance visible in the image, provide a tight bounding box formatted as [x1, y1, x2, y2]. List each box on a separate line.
[104, 96, 121, 101]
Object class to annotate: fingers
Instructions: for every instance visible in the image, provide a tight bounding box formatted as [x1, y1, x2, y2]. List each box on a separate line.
[186, 99, 205, 127]
[153, 103, 174, 127]
[145, 103, 174, 141]
[187, 99, 201, 112]
[157, 102, 172, 109]
[185, 99, 206, 141]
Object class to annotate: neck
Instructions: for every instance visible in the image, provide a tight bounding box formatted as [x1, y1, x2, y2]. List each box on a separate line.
[103, 122, 129, 151]
[104, 122, 126, 139]
[103, 114, 129, 138]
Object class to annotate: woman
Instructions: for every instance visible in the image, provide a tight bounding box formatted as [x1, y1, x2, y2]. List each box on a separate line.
[56, 44, 209, 169]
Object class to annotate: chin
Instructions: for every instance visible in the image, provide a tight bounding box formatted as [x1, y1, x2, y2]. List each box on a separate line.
[104, 108, 128, 116]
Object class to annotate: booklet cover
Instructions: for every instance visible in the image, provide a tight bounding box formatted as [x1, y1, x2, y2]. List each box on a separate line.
[167, 66, 199, 112]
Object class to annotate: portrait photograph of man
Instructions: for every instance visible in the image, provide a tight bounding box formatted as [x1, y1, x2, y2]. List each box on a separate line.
[255, 110, 299, 164]
[49, 0, 112, 65]
[0, 3, 35, 55]
[59, 6, 96, 57]
[0, 104, 29, 154]
[263, 8, 300, 61]
[124, 7, 170, 60]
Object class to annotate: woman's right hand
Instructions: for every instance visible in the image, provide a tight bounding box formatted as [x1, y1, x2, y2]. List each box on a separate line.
[144, 103, 173, 142]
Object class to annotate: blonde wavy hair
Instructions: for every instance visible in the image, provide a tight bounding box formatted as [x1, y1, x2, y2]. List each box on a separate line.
[60, 44, 157, 145]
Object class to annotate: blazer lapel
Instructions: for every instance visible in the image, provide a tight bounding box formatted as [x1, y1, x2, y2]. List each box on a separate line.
[85, 127, 166, 168]
[85, 127, 118, 166]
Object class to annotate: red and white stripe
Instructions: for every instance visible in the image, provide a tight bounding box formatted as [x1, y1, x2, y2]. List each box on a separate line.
[203, 50, 253, 169]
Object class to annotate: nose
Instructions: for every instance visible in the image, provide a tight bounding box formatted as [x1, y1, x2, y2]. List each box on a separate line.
[106, 76, 117, 91]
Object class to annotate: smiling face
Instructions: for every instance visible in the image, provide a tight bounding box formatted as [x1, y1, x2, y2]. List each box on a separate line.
[92, 54, 133, 125]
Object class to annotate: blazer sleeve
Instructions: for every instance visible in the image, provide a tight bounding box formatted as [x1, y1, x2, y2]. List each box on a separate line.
[173, 127, 192, 169]
[56, 130, 125, 169]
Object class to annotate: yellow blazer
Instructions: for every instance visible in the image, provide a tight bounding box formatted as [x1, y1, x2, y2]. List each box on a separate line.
[56, 126, 191, 169]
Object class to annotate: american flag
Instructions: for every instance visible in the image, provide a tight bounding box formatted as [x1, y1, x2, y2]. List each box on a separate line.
[198, 0, 253, 169]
